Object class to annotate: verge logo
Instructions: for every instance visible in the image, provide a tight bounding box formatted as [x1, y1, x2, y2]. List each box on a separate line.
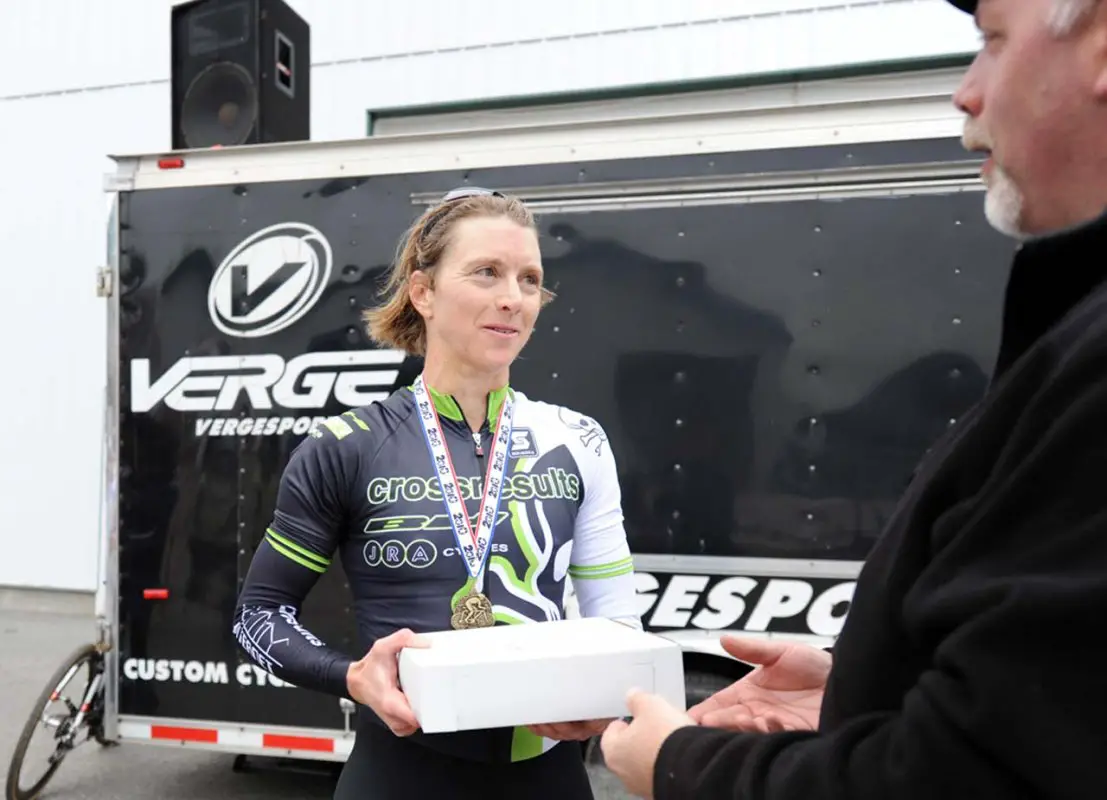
[129, 349, 406, 437]
[208, 222, 332, 338]
[632, 573, 856, 637]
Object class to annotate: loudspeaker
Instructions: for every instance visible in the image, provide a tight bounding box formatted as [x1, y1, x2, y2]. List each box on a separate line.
[170, 0, 310, 149]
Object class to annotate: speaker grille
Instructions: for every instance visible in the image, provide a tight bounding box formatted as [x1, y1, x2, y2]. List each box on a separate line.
[180, 61, 259, 148]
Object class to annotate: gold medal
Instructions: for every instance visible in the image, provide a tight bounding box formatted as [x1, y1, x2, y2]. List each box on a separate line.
[451, 588, 495, 630]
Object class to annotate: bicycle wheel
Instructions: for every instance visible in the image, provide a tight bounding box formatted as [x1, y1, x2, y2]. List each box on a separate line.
[5, 643, 104, 800]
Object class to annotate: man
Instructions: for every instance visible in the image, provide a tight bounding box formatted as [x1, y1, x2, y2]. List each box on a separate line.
[600, 0, 1107, 797]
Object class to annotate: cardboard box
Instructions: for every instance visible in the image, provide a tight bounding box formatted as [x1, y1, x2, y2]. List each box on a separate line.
[397, 617, 686, 734]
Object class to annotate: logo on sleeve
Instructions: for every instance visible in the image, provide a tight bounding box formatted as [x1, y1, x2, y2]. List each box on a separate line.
[509, 428, 539, 458]
[363, 538, 438, 569]
[556, 408, 607, 456]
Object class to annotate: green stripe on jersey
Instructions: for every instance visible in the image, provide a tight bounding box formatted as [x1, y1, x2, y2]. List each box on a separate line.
[511, 725, 545, 761]
[266, 528, 330, 574]
[568, 556, 634, 580]
[342, 410, 370, 431]
[320, 416, 354, 440]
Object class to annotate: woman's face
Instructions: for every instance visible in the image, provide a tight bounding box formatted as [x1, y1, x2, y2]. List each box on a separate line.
[413, 215, 545, 378]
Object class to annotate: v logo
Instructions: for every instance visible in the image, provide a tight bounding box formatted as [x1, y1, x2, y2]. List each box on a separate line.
[230, 261, 304, 316]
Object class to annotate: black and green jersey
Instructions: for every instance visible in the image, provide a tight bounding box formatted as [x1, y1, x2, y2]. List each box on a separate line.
[233, 383, 639, 763]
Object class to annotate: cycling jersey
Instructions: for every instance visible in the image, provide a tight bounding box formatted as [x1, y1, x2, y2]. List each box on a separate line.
[233, 381, 640, 764]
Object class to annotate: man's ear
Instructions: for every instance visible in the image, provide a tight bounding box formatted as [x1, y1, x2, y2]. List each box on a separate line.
[408, 269, 434, 318]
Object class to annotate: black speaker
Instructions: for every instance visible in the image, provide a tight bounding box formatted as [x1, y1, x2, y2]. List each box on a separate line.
[170, 0, 310, 150]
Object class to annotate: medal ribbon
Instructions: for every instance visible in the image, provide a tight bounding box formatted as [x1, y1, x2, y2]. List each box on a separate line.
[412, 375, 514, 580]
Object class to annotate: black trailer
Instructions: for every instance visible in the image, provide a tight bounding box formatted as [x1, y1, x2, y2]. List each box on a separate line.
[7, 62, 1014, 798]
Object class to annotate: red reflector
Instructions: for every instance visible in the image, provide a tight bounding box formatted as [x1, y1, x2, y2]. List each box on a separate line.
[263, 733, 334, 752]
[143, 589, 169, 600]
[157, 157, 185, 170]
[152, 725, 217, 743]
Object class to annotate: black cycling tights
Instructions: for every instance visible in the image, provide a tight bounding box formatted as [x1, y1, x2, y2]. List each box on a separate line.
[333, 723, 595, 800]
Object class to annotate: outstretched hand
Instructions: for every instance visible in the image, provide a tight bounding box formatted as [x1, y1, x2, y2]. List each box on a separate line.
[689, 634, 831, 733]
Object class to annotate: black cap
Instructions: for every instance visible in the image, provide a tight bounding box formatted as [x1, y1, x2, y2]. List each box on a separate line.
[947, 0, 976, 11]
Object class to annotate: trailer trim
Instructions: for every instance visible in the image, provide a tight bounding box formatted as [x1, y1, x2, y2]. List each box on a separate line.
[634, 555, 864, 580]
[104, 66, 971, 192]
[96, 194, 122, 742]
[408, 159, 985, 208]
[365, 54, 974, 136]
[658, 629, 838, 659]
[117, 716, 353, 762]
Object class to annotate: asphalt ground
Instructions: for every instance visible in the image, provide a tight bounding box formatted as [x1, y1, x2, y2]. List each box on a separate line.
[0, 609, 633, 800]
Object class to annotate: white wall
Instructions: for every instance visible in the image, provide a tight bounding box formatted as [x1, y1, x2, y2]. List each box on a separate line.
[0, 0, 978, 592]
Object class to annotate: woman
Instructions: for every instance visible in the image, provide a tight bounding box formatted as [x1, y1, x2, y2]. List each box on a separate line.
[233, 187, 641, 799]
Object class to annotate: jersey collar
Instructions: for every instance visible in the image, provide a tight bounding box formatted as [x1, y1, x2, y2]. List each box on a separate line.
[411, 382, 512, 429]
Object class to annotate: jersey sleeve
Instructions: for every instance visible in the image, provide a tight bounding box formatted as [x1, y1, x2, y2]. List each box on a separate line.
[233, 414, 364, 699]
[567, 416, 641, 628]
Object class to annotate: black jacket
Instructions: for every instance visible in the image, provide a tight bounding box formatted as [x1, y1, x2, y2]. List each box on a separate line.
[654, 207, 1107, 800]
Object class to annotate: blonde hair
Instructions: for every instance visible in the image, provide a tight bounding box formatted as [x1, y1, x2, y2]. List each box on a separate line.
[362, 190, 554, 356]
[1049, 0, 1100, 34]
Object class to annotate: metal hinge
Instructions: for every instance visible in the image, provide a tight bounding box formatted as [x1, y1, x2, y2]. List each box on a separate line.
[95, 266, 113, 298]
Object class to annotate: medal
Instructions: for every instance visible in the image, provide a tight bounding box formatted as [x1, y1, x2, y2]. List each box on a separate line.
[450, 586, 495, 630]
[412, 376, 514, 628]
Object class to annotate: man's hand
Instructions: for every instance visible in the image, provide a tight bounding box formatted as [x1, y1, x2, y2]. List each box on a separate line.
[690, 634, 831, 733]
[600, 689, 695, 799]
[527, 718, 613, 741]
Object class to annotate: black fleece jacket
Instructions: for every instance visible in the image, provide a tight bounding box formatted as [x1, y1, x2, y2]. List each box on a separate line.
[654, 207, 1107, 800]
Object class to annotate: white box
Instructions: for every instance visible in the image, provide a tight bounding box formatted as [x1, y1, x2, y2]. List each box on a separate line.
[397, 617, 686, 734]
